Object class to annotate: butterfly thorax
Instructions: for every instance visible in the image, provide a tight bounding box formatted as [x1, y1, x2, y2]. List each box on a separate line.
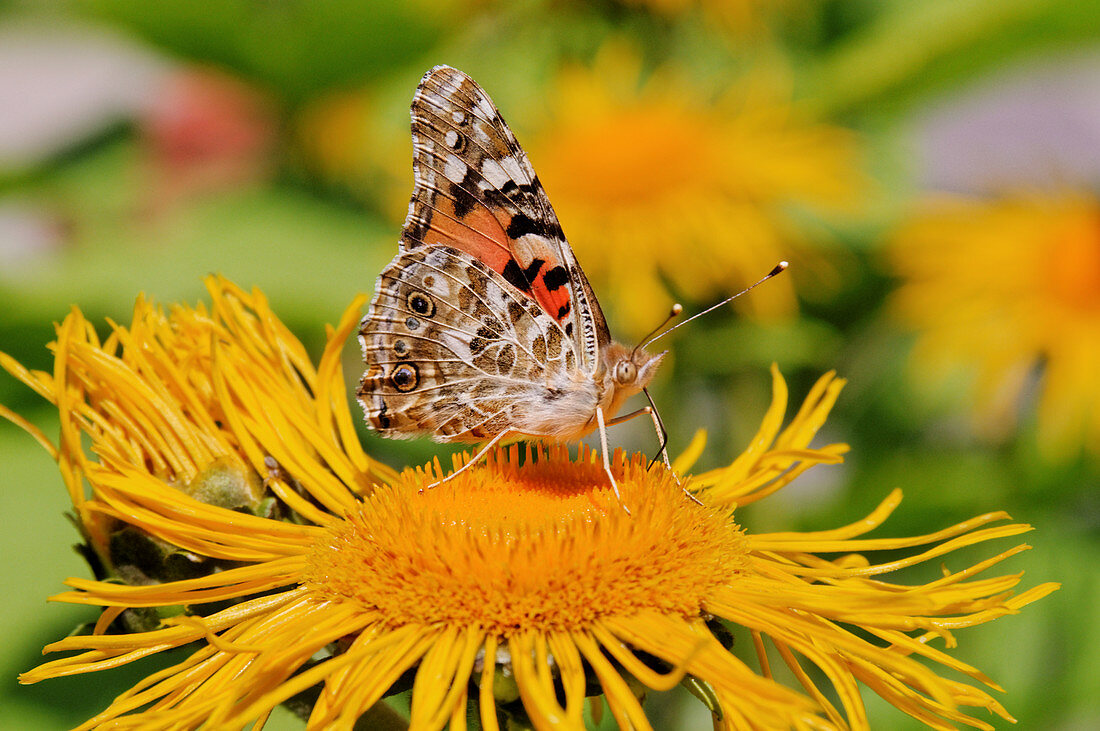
[506, 341, 664, 444]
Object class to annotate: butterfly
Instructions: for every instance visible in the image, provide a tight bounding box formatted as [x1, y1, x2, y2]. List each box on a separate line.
[358, 66, 673, 507]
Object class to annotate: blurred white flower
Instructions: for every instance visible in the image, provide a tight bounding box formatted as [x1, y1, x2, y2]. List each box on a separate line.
[0, 21, 168, 171]
[912, 50, 1100, 192]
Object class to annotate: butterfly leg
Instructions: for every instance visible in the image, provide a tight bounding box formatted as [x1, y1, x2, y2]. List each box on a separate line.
[605, 406, 661, 469]
[607, 404, 703, 507]
[424, 430, 512, 491]
[641, 387, 673, 471]
[595, 406, 631, 515]
[606, 404, 671, 470]
[639, 395, 702, 506]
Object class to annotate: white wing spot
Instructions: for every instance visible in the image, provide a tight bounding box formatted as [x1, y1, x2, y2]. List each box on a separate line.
[501, 155, 529, 185]
[444, 130, 460, 149]
[476, 95, 498, 121]
[452, 110, 466, 124]
[422, 90, 447, 112]
[444, 153, 468, 184]
[437, 73, 462, 99]
[480, 158, 509, 188]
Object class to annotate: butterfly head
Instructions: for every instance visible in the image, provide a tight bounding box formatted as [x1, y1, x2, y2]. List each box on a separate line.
[611, 349, 661, 389]
[602, 342, 666, 415]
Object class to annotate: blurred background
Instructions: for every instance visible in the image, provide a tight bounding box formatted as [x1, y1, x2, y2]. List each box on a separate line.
[1, 1, 1097, 728]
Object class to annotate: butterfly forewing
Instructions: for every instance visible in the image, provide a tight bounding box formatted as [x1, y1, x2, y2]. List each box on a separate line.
[399, 65, 609, 371]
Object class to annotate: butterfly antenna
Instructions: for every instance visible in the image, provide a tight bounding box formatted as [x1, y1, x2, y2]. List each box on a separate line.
[643, 261, 789, 348]
[631, 304, 684, 358]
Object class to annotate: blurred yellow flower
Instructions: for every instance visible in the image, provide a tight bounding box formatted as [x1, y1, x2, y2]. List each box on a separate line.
[528, 45, 865, 334]
[888, 191, 1100, 459]
[297, 88, 376, 183]
[1, 281, 1055, 729]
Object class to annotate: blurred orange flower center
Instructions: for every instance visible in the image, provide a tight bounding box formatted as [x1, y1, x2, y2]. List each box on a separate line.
[305, 448, 746, 635]
[1046, 208, 1100, 312]
[540, 108, 712, 207]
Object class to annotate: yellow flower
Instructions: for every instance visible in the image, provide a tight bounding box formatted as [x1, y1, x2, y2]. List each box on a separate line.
[2, 279, 1056, 729]
[527, 45, 865, 334]
[296, 88, 378, 188]
[888, 191, 1100, 459]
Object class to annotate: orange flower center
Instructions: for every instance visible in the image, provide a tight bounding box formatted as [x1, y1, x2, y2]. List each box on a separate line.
[305, 447, 746, 635]
[1045, 206, 1100, 312]
[537, 108, 713, 208]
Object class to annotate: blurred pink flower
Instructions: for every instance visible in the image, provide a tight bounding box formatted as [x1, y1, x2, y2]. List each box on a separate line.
[140, 68, 278, 212]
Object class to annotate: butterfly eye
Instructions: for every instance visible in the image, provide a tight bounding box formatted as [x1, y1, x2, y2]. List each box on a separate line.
[613, 361, 637, 386]
[390, 363, 420, 392]
[407, 291, 436, 317]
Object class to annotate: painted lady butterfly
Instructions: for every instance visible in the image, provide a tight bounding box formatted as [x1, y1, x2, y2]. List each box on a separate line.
[357, 65, 671, 505]
[358, 66, 794, 506]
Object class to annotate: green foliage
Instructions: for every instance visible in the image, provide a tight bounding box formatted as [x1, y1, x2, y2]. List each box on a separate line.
[80, 0, 454, 102]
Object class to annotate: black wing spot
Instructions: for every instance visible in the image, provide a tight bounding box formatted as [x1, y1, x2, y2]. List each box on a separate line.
[452, 171, 480, 217]
[391, 364, 420, 393]
[407, 290, 435, 317]
[506, 212, 541, 239]
[470, 324, 497, 355]
[543, 266, 569, 291]
[501, 260, 532, 292]
[405, 317, 421, 330]
[501, 257, 545, 293]
[557, 303, 570, 319]
[565, 322, 574, 338]
[523, 258, 544, 281]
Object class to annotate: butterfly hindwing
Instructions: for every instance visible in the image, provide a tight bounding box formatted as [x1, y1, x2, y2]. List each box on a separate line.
[358, 246, 594, 442]
[399, 65, 609, 371]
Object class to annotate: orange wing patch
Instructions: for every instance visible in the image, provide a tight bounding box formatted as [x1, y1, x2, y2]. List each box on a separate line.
[425, 199, 573, 324]
[424, 198, 514, 275]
